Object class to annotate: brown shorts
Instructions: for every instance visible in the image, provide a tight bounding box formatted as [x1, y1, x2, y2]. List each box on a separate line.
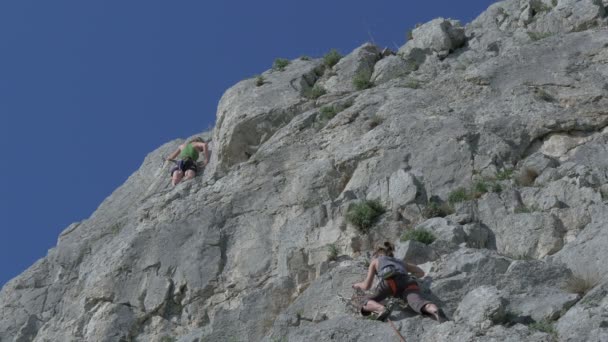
[361, 275, 432, 315]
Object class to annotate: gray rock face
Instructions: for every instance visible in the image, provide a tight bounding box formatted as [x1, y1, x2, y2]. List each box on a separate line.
[2, 0, 608, 341]
[322, 43, 380, 93]
[399, 18, 466, 58]
[454, 286, 506, 329]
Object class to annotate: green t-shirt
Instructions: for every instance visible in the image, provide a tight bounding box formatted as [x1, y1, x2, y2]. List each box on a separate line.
[179, 143, 199, 161]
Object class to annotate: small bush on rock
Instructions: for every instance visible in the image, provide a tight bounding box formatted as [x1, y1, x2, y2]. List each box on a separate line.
[323, 49, 342, 68]
[368, 114, 384, 129]
[529, 320, 557, 337]
[472, 181, 489, 198]
[327, 243, 339, 261]
[422, 201, 454, 218]
[353, 69, 373, 90]
[319, 106, 338, 121]
[401, 229, 436, 245]
[346, 200, 385, 232]
[564, 272, 600, 296]
[492, 182, 503, 193]
[273, 58, 290, 71]
[400, 79, 420, 89]
[254, 75, 265, 87]
[299, 55, 311, 61]
[303, 85, 327, 99]
[495, 169, 513, 180]
[448, 187, 471, 204]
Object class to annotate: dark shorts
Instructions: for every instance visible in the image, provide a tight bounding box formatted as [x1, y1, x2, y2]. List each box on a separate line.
[170, 159, 198, 176]
[361, 274, 432, 315]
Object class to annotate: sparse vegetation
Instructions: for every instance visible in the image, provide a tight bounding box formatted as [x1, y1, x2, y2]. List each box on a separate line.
[552, 0, 558, 7]
[315, 101, 353, 128]
[495, 169, 514, 181]
[110, 223, 122, 235]
[353, 69, 373, 90]
[422, 201, 454, 218]
[407, 29, 414, 40]
[564, 272, 600, 296]
[448, 187, 472, 204]
[327, 243, 339, 261]
[160, 336, 176, 342]
[527, 31, 553, 41]
[323, 49, 342, 68]
[254, 75, 265, 87]
[319, 106, 338, 121]
[531, 1, 553, 14]
[303, 84, 327, 99]
[368, 114, 384, 129]
[299, 55, 311, 61]
[472, 181, 489, 198]
[514, 167, 539, 186]
[492, 182, 503, 193]
[533, 87, 555, 102]
[529, 320, 557, 337]
[514, 205, 540, 214]
[346, 200, 386, 232]
[400, 79, 421, 89]
[406, 59, 421, 73]
[273, 58, 290, 71]
[401, 229, 437, 245]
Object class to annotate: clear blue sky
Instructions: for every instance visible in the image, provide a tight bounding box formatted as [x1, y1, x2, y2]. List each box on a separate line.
[0, 0, 497, 287]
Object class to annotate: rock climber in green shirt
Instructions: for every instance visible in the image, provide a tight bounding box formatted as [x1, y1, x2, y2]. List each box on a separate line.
[165, 137, 210, 186]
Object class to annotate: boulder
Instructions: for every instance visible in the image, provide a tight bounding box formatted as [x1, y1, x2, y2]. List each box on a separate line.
[454, 286, 507, 329]
[399, 18, 466, 58]
[395, 239, 439, 264]
[366, 169, 420, 209]
[323, 43, 381, 93]
[370, 55, 417, 84]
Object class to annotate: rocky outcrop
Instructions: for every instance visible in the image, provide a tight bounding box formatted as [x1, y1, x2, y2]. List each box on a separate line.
[2, 0, 608, 341]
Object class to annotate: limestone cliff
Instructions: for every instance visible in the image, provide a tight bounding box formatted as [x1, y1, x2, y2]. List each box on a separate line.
[2, 0, 608, 341]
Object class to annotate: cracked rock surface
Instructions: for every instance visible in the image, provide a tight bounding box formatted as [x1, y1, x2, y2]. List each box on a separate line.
[2, 0, 608, 341]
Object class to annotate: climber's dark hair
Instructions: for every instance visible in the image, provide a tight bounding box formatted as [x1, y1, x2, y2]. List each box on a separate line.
[373, 241, 395, 258]
[189, 137, 205, 144]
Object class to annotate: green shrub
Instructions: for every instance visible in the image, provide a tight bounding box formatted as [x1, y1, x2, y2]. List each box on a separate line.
[527, 31, 551, 41]
[529, 320, 557, 337]
[422, 201, 454, 218]
[407, 29, 414, 40]
[323, 49, 342, 67]
[273, 58, 290, 71]
[353, 69, 373, 90]
[254, 75, 265, 87]
[319, 106, 338, 120]
[492, 182, 503, 193]
[472, 181, 489, 198]
[346, 200, 386, 232]
[564, 272, 600, 296]
[495, 169, 513, 181]
[327, 243, 339, 261]
[533, 87, 555, 102]
[400, 79, 420, 89]
[299, 55, 311, 61]
[448, 188, 471, 204]
[303, 85, 327, 99]
[159, 336, 176, 342]
[110, 222, 122, 235]
[401, 229, 436, 245]
[514, 206, 533, 214]
[368, 114, 384, 129]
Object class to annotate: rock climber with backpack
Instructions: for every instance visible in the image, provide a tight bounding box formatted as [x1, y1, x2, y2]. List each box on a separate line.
[165, 137, 209, 186]
[352, 242, 445, 322]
